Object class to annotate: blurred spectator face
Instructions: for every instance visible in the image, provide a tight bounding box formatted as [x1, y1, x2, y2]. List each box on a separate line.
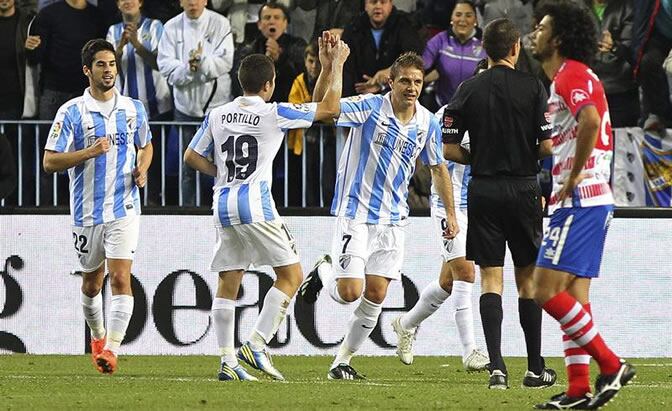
[451, 2, 477, 41]
[85, 50, 118, 92]
[0, 0, 15, 14]
[117, 0, 141, 17]
[180, 0, 206, 19]
[258, 5, 288, 40]
[390, 66, 423, 108]
[530, 15, 555, 62]
[365, 0, 393, 29]
[304, 52, 319, 81]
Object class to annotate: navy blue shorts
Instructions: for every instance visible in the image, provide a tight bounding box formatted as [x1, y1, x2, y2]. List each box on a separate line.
[536, 205, 613, 278]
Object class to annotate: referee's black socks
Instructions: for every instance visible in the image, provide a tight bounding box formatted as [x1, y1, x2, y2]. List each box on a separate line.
[480, 293, 506, 373]
[518, 298, 543, 374]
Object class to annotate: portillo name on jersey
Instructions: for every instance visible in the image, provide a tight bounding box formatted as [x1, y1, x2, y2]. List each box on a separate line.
[221, 112, 260, 126]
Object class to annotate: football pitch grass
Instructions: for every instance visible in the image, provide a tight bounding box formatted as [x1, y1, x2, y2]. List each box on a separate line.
[1, 355, 670, 410]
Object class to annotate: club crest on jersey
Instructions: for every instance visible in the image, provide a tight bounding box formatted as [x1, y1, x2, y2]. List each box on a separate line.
[339, 254, 351, 270]
[570, 89, 589, 105]
[50, 122, 62, 140]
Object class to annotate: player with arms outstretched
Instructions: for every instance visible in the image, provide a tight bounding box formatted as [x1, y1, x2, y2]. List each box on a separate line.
[43, 39, 153, 374]
[530, 1, 635, 409]
[184, 32, 349, 381]
[299, 52, 459, 380]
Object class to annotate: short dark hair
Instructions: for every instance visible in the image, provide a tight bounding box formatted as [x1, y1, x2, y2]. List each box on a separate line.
[536, 0, 597, 64]
[390, 52, 424, 80]
[483, 18, 520, 61]
[81, 39, 116, 69]
[258, 1, 290, 23]
[454, 0, 477, 14]
[238, 54, 275, 93]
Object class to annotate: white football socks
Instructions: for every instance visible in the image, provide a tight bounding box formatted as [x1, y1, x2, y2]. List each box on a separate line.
[105, 294, 134, 355]
[212, 297, 237, 366]
[453, 280, 477, 357]
[400, 280, 450, 330]
[81, 291, 106, 339]
[248, 287, 291, 351]
[332, 298, 381, 368]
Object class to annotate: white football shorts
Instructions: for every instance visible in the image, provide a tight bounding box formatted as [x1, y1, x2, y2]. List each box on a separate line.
[72, 215, 140, 272]
[431, 207, 468, 262]
[210, 220, 300, 272]
[330, 217, 405, 281]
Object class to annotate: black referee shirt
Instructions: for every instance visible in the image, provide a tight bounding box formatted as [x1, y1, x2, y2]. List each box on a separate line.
[442, 65, 552, 177]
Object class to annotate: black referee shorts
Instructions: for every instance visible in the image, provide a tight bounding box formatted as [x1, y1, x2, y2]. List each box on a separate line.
[466, 176, 543, 267]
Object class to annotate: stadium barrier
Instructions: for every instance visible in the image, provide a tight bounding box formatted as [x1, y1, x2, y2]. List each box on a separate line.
[1, 214, 670, 357]
[0, 120, 345, 208]
[1, 120, 671, 209]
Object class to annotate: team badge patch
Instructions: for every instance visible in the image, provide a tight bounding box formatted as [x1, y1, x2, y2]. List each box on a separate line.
[50, 122, 62, 140]
[339, 254, 351, 270]
[291, 103, 311, 112]
[544, 111, 551, 123]
[443, 115, 454, 128]
[570, 89, 589, 105]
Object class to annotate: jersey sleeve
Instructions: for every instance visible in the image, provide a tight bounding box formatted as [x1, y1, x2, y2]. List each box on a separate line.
[44, 105, 74, 153]
[419, 115, 444, 166]
[188, 112, 214, 157]
[440, 85, 467, 144]
[275, 102, 317, 131]
[336, 94, 381, 127]
[133, 100, 152, 147]
[535, 80, 552, 141]
[555, 67, 599, 118]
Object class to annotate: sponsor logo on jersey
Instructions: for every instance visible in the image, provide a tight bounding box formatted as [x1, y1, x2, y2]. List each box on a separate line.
[570, 89, 589, 105]
[339, 254, 351, 270]
[50, 122, 62, 140]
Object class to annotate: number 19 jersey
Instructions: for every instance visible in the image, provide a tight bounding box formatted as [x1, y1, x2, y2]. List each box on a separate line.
[188, 95, 317, 227]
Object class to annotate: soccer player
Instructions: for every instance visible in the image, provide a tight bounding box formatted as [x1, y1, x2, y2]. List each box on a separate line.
[43, 39, 153, 374]
[390, 116, 488, 372]
[530, 2, 635, 409]
[299, 52, 459, 380]
[183, 32, 350, 381]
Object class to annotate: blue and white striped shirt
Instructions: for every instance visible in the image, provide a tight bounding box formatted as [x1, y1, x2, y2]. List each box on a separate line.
[431, 106, 471, 215]
[189, 95, 317, 227]
[45, 88, 152, 227]
[332, 93, 444, 225]
[107, 17, 171, 118]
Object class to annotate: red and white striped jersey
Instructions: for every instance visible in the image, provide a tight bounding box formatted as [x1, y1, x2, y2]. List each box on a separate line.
[547, 59, 614, 213]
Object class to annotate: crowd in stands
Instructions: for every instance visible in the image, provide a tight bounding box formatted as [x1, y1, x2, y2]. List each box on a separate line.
[0, 0, 671, 208]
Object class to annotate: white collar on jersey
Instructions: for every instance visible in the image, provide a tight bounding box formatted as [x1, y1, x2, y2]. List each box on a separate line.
[236, 95, 265, 106]
[83, 87, 121, 117]
[382, 92, 426, 126]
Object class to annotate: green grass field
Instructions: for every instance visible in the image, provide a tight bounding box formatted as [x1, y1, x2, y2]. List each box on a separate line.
[0, 355, 670, 410]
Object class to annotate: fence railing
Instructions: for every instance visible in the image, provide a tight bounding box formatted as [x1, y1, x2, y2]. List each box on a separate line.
[0, 120, 345, 208]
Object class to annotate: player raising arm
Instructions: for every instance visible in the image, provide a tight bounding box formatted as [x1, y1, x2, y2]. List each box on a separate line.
[298, 51, 458, 380]
[183, 31, 349, 381]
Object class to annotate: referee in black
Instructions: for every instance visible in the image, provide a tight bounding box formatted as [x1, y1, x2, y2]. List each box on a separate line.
[442, 18, 554, 390]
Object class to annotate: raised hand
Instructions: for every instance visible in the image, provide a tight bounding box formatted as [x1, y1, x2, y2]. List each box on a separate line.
[318, 30, 335, 69]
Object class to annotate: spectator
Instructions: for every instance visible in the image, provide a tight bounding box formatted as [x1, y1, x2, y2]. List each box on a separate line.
[297, 0, 362, 40]
[633, 0, 672, 133]
[423, 1, 486, 109]
[108, 0, 170, 119]
[583, 0, 639, 128]
[482, 0, 534, 34]
[158, 0, 234, 206]
[25, 0, 106, 205]
[341, 0, 423, 97]
[287, 40, 336, 206]
[234, 2, 306, 103]
[107, 0, 171, 205]
[0, 0, 33, 121]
